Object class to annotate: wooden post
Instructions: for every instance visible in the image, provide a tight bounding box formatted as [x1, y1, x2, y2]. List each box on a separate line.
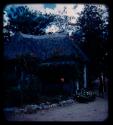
[76, 81, 79, 90]
[83, 64, 87, 88]
[76, 80, 79, 95]
[73, 80, 76, 94]
[20, 71, 24, 106]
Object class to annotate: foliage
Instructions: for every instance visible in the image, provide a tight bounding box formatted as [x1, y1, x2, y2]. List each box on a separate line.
[76, 89, 96, 102]
[4, 72, 42, 106]
[45, 6, 77, 34]
[3, 5, 55, 42]
[75, 4, 109, 78]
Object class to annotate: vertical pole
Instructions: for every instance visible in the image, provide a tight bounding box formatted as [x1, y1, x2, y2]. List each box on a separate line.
[83, 64, 87, 88]
[76, 80, 79, 95]
[76, 81, 79, 90]
[20, 71, 24, 106]
[73, 80, 76, 93]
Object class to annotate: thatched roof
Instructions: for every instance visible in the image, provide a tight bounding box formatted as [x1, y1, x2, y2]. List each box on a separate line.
[4, 32, 88, 63]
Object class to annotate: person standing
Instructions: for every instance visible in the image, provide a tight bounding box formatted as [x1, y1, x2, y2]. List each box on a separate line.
[99, 72, 104, 97]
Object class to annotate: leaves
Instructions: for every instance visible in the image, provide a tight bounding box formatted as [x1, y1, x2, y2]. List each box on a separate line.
[75, 4, 109, 78]
[3, 5, 55, 43]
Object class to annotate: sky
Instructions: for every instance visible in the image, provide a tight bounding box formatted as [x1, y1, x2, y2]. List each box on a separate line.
[44, 4, 56, 9]
[27, 4, 109, 33]
[27, 4, 84, 18]
[26, 4, 85, 33]
[4, 4, 108, 33]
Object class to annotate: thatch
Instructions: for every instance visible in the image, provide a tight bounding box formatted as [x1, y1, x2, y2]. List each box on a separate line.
[4, 32, 88, 63]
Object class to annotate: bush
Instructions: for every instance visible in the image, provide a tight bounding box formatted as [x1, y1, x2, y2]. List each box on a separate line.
[76, 88, 96, 103]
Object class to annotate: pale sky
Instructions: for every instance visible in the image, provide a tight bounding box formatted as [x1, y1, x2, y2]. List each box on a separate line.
[4, 4, 108, 33]
[27, 4, 84, 17]
[26, 4, 85, 33]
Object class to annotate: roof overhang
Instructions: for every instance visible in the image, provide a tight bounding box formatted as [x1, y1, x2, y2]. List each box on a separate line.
[39, 60, 79, 67]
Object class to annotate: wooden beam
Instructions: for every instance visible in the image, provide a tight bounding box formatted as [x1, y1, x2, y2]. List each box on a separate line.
[83, 64, 87, 88]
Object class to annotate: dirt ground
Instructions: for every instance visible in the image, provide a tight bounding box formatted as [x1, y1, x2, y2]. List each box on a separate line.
[5, 97, 108, 122]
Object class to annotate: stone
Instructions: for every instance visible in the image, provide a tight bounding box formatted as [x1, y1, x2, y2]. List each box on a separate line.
[24, 105, 38, 114]
[46, 101, 51, 105]
[49, 103, 57, 108]
[59, 100, 67, 106]
[4, 108, 15, 114]
[43, 105, 49, 110]
[66, 99, 74, 104]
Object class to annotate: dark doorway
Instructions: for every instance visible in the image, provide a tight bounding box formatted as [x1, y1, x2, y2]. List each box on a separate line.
[38, 64, 77, 96]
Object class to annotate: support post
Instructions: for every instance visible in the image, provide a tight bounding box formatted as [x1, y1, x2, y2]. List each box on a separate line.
[83, 64, 87, 88]
[76, 80, 79, 95]
[76, 81, 79, 90]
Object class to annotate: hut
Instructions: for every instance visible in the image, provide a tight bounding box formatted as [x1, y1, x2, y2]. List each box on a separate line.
[4, 32, 88, 96]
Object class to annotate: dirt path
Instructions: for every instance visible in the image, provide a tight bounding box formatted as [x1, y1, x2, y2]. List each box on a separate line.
[6, 97, 108, 121]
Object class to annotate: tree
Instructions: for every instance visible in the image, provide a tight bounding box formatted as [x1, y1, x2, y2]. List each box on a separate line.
[3, 5, 55, 42]
[76, 4, 109, 80]
[45, 6, 77, 34]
